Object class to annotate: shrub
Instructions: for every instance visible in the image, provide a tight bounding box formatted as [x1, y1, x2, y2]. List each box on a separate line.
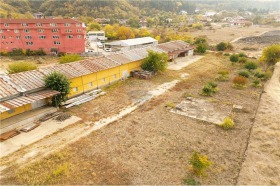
[233, 75, 247, 88]
[218, 70, 229, 76]
[141, 50, 168, 73]
[201, 85, 214, 96]
[238, 70, 250, 78]
[244, 61, 258, 70]
[8, 62, 37, 74]
[216, 42, 233, 51]
[165, 102, 176, 108]
[252, 79, 261, 87]
[59, 54, 83, 64]
[44, 72, 70, 106]
[183, 176, 200, 185]
[238, 52, 247, 57]
[9, 49, 24, 56]
[259, 44, 280, 65]
[220, 117, 235, 129]
[195, 42, 207, 54]
[230, 54, 239, 62]
[194, 37, 207, 45]
[238, 57, 247, 63]
[189, 152, 212, 176]
[254, 70, 270, 80]
[223, 53, 230, 56]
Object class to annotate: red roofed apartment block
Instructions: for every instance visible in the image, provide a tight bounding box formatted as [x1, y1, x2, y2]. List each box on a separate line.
[0, 18, 86, 54]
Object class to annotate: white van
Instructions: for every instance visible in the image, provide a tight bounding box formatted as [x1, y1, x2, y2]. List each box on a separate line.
[97, 42, 103, 48]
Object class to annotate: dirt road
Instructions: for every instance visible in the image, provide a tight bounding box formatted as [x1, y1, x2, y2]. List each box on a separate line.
[238, 62, 280, 185]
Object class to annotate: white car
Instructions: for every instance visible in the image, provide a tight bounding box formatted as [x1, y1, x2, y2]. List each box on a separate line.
[97, 42, 103, 48]
[104, 48, 112, 52]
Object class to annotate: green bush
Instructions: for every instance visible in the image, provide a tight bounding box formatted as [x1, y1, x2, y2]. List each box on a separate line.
[230, 54, 239, 62]
[238, 70, 250, 78]
[244, 61, 258, 70]
[8, 62, 37, 74]
[194, 37, 207, 45]
[44, 72, 70, 107]
[183, 176, 200, 185]
[9, 49, 24, 56]
[141, 50, 168, 73]
[59, 54, 83, 64]
[220, 117, 235, 129]
[189, 152, 212, 176]
[252, 79, 261, 87]
[238, 57, 247, 63]
[223, 53, 230, 56]
[201, 85, 213, 96]
[254, 70, 270, 80]
[238, 52, 247, 57]
[216, 42, 233, 51]
[218, 70, 229, 76]
[195, 42, 207, 54]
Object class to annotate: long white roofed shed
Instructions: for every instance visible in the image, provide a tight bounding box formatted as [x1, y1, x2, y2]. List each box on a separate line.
[105, 37, 158, 51]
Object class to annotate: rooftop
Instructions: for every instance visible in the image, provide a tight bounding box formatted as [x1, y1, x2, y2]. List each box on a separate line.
[107, 37, 157, 47]
[0, 18, 82, 24]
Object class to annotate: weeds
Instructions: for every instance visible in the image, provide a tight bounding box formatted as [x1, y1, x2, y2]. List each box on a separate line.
[220, 117, 235, 130]
[165, 102, 176, 108]
[188, 152, 213, 177]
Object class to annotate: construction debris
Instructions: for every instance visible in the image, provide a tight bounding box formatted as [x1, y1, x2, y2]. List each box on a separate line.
[20, 123, 40, 133]
[131, 70, 154, 79]
[0, 129, 20, 142]
[55, 113, 72, 122]
[63, 89, 106, 108]
[38, 112, 61, 122]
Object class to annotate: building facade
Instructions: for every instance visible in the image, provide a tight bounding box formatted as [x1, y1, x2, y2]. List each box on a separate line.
[0, 18, 86, 54]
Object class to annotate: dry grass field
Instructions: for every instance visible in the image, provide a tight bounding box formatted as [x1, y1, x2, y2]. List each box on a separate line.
[0, 53, 268, 185]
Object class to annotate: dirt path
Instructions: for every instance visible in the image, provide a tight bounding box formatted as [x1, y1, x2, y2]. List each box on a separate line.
[237, 62, 280, 185]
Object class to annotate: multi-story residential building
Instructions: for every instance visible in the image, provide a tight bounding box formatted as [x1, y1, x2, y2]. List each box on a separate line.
[0, 18, 86, 54]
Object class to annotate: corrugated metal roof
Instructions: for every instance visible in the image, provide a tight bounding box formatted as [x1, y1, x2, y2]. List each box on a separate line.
[93, 57, 120, 69]
[0, 89, 60, 113]
[107, 37, 157, 47]
[105, 53, 132, 64]
[0, 76, 19, 100]
[79, 59, 107, 72]
[156, 40, 190, 52]
[9, 70, 45, 92]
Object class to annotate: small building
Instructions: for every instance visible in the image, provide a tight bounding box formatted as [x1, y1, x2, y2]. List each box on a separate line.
[87, 31, 107, 42]
[179, 10, 188, 15]
[166, 18, 173, 23]
[33, 12, 44, 19]
[204, 11, 217, 17]
[104, 37, 158, 51]
[0, 18, 86, 54]
[139, 18, 147, 28]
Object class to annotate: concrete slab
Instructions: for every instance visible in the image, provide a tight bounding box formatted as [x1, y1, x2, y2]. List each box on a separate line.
[0, 115, 81, 158]
[168, 55, 204, 71]
[0, 107, 57, 134]
[171, 97, 232, 124]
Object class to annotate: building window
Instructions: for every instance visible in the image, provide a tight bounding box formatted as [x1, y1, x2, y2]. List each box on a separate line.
[0, 29, 3, 33]
[54, 41, 61, 45]
[1, 36, 6, 39]
[21, 23, 28, 27]
[88, 82, 93, 87]
[77, 29, 82, 33]
[36, 23, 43, 27]
[39, 35, 46, 39]
[76, 23, 81, 27]
[50, 23, 57, 27]
[26, 42, 33, 45]
[38, 29, 44, 33]
[4, 23, 9, 27]
[14, 29, 19, 33]
[53, 35, 59, 39]
[25, 36, 32, 39]
[73, 87, 78, 92]
[65, 29, 72, 33]
[10, 41, 14, 44]
[65, 23, 71, 27]
[16, 36, 21, 39]
[23, 29, 30, 33]
[66, 35, 73, 39]
[77, 35, 82, 39]
[52, 29, 59, 33]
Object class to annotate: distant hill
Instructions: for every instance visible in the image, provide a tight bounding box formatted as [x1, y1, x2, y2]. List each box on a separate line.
[0, 0, 279, 19]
